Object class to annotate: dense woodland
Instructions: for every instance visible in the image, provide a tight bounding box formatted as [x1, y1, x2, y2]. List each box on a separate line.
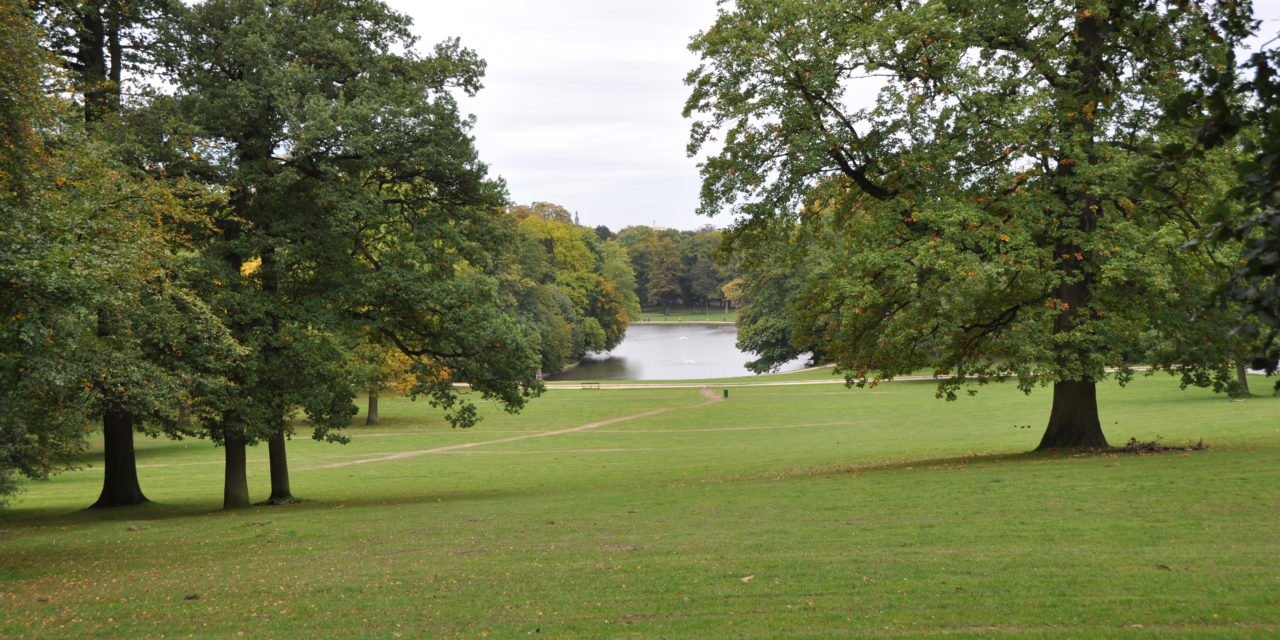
[2, 0, 1277, 510]
[609, 224, 739, 315]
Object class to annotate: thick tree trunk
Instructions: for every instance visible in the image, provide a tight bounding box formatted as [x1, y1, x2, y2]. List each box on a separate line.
[1234, 362, 1252, 397]
[256, 249, 296, 505]
[1037, 380, 1108, 450]
[90, 407, 148, 508]
[1035, 14, 1109, 452]
[223, 432, 251, 509]
[366, 388, 380, 426]
[263, 431, 297, 504]
[80, 5, 143, 510]
[76, 5, 110, 123]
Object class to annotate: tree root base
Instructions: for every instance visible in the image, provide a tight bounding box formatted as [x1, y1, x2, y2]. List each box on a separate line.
[254, 497, 301, 506]
[88, 498, 151, 510]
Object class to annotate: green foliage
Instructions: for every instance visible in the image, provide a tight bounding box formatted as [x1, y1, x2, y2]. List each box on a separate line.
[729, 222, 827, 372]
[598, 240, 642, 321]
[501, 204, 639, 373]
[686, 1, 1245, 444]
[616, 225, 737, 311]
[0, 0, 238, 505]
[0, 0, 241, 504]
[643, 236, 683, 311]
[160, 0, 541, 442]
[1180, 2, 1280, 376]
[29, 0, 175, 123]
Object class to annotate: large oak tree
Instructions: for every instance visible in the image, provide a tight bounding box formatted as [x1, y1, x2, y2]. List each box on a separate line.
[29, 0, 227, 508]
[686, 0, 1244, 448]
[1, 0, 236, 505]
[164, 0, 540, 508]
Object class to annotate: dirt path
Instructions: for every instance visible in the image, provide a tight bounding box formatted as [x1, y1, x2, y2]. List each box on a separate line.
[319, 388, 724, 469]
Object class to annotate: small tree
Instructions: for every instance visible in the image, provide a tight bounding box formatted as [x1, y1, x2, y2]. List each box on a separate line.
[349, 341, 418, 426]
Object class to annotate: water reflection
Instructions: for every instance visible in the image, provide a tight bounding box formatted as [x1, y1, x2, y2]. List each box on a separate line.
[546, 323, 810, 381]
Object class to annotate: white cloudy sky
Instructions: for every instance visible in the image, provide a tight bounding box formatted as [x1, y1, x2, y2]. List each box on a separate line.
[385, 0, 719, 231]
[388, 0, 1280, 232]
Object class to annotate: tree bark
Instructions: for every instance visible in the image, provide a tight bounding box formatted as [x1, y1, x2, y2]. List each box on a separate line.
[1035, 12, 1109, 452]
[76, 3, 110, 123]
[80, 6, 145, 509]
[366, 388, 380, 426]
[1037, 380, 1108, 450]
[223, 431, 251, 509]
[90, 406, 148, 508]
[263, 431, 296, 504]
[1234, 361, 1252, 397]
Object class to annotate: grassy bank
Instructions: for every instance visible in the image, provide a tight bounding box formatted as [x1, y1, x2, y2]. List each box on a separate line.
[634, 305, 736, 323]
[2, 374, 1278, 638]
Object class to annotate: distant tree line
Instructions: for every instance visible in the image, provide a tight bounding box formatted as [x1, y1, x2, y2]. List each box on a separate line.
[503, 203, 640, 375]
[592, 224, 739, 316]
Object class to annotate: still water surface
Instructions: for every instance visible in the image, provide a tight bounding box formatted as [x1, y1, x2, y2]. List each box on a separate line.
[546, 323, 810, 381]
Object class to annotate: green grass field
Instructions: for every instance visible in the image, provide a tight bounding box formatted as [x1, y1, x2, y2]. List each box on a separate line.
[2, 372, 1278, 638]
[634, 305, 737, 323]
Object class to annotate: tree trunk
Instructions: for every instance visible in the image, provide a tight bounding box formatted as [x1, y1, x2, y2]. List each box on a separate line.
[1037, 380, 1109, 450]
[1036, 14, 1108, 452]
[76, 4, 110, 123]
[263, 431, 297, 504]
[256, 248, 296, 505]
[366, 388, 380, 426]
[90, 407, 148, 508]
[76, 6, 145, 510]
[223, 431, 251, 509]
[1234, 361, 1252, 397]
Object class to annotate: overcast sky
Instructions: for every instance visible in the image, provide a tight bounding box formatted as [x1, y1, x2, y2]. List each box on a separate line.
[388, 0, 1280, 233]
[383, 0, 719, 232]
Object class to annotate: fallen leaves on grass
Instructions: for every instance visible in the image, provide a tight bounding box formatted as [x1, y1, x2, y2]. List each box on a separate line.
[1116, 437, 1210, 455]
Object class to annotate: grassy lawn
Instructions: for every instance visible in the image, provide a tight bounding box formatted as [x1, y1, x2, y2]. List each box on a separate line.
[2, 374, 1278, 638]
[634, 305, 737, 323]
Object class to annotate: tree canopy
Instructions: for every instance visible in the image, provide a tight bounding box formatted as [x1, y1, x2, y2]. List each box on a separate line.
[1, 0, 237, 505]
[686, 0, 1247, 448]
[1185, 3, 1280, 377]
[500, 203, 639, 374]
[160, 0, 542, 507]
[2, 0, 559, 509]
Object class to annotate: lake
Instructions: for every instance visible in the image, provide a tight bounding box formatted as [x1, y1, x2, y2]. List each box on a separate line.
[546, 323, 810, 381]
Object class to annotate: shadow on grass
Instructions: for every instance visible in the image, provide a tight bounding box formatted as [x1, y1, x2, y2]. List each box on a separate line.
[723, 444, 1202, 484]
[0, 485, 544, 529]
